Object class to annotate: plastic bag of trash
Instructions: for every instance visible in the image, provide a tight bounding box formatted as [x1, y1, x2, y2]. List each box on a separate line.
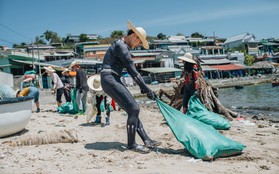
[58, 88, 79, 114]
[156, 98, 245, 160]
[100, 100, 114, 112]
[186, 96, 231, 130]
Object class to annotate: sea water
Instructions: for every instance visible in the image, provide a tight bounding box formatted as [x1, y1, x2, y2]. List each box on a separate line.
[218, 83, 279, 119]
[137, 83, 279, 120]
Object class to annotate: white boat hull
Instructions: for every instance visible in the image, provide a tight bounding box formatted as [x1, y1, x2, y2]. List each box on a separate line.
[0, 97, 33, 138]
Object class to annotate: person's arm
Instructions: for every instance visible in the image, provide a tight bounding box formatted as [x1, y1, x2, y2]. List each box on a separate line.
[76, 70, 83, 93]
[52, 74, 58, 90]
[115, 42, 151, 94]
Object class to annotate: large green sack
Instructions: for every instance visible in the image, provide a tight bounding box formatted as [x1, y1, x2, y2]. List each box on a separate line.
[58, 88, 79, 114]
[156, 98, 245, 160]
[186, 96, 231, 130]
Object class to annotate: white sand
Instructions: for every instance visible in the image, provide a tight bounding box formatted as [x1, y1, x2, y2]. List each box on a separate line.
[0, 90, 279, 174]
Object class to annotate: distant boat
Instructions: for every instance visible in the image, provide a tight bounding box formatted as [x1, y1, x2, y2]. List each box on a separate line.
[0, 96, 33, 138]
[272, 81, 279, 87]
[234, 85, 244, 89]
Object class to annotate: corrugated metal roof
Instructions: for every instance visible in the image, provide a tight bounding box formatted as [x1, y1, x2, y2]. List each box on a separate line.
[223, 33, 258, 44]
[209, 64, 246, 71]
[141, 67, 182, 73]
[131, 52, 160, 56]
[200, 58, 231, 65]
[201, 65, 218, 71]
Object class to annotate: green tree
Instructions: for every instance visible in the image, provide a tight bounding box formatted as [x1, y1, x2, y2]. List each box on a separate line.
[176, 33, 185, 36]
[191, 32, 204, 38]
[110, 30, 124, 38]
[228, 44, 246, 53]
[244, 53, 255, 66]
[157, 33, 167, 40]
[79, 33, 89, 42]
[43, 30, 61, 43]
[35, 36, 45, 44]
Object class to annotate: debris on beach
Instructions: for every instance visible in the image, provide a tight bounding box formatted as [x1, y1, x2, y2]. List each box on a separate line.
[2, 129, 78, 147]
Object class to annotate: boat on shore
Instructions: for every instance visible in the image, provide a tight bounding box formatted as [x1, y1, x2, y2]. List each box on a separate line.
[0, 96, 33, 138]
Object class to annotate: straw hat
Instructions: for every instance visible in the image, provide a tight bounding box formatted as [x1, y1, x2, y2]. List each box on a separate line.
[43, 66, 55, 73]
[69, 61, 80, 69]
[87, 74, 102, 92]
[127, 20, 149, 49]
[62, 68, 70, 75]
[14, 89, 21, 97]
[177, 53, 196, 64]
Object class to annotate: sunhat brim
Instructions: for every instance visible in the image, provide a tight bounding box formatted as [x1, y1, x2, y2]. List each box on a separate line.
[69, 61, 80, 69]
[87, 74, 103, 92]
[43, 66, 55, 73]
[177, 56, 196, 64]
[128, 20, 149, 49]
[62, 69, 70, 75]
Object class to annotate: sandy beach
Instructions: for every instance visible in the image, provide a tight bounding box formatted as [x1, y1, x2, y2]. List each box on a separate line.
[1, 88, 279, 174]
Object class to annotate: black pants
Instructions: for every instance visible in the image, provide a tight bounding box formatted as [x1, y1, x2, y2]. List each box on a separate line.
[64, 89, 71, 102]
[101, 72, 151, 147]
[96, 95, 108, 116]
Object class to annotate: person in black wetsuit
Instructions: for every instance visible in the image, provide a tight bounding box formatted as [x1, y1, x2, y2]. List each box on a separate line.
[100, 20, 160, 153]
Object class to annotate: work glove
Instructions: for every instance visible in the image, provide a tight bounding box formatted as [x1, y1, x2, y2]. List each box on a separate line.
[140, 87, 149, 94]
[79, 88, 83, 93]
[147, 91, 156, 100]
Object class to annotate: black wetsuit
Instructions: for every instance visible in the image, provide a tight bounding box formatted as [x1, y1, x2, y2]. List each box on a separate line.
[101, 39, 153, 149]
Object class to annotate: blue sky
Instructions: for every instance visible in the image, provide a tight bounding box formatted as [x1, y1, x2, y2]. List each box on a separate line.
[0, 0, 278, 47]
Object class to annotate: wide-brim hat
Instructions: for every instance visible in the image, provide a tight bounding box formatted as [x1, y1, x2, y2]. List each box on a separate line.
[43, 66, 55, 73]
[177, 53, 196, 64]
[127, 20, 149, 49]
[69, 61, 80, 69]
[87, 74, 102, 92]
[62, 68, 70, 75]
[14, 89, 20, 97]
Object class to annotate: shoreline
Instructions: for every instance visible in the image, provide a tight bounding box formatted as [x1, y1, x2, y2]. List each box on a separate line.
[128, 74, 277, 98]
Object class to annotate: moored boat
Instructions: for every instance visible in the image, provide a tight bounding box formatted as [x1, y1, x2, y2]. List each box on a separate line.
[272, 81, 279, 87]
[0, 96, 33, 138]
[234, 85, 244, 89]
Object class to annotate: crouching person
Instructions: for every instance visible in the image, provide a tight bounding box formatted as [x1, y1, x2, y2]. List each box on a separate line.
[87, 74, 111, 125]
[16, 86, 40, 113]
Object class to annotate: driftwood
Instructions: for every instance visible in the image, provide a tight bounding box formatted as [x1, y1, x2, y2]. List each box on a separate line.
[159, 59, 242, 121]
[3, 129, 78, 147]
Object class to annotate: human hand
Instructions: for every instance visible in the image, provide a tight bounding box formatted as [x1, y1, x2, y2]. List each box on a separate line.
[79, 88, 83, 93]
[140, 88, 148, 94]
[193, 91, 199, 97]
[147, 91, 156, 100]
[51, 89, 55, 94]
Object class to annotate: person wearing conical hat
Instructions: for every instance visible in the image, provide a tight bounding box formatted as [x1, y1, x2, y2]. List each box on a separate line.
[100, 20, 160, 153]
[43, 66, 64, 107]
[178, 53, 200, 114]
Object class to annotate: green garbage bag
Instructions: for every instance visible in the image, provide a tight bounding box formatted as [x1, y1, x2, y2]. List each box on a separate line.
[186, 96, 231, 130]
[156, 98, 245, 160]
[58, 88, 79, 114]
[100, 100, 114, 112]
